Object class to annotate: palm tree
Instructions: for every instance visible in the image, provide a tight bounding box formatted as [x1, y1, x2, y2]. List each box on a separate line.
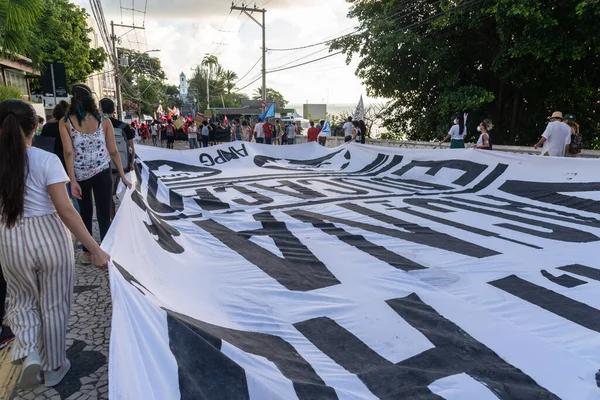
[0, 0, 44, 57]
[201, 54, 219, 79]
[223, 70, 238, 94]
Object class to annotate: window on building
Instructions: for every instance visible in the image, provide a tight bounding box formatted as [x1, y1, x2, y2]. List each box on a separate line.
[5, 70, 28, 97]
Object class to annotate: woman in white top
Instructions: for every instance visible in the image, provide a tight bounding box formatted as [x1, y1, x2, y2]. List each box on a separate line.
[0, 99, 110, 389]
[440, 113, 467, 148]
[59, 85, 131, 265]
[471, 119, 493, 150]
[187, 121, 199, 149]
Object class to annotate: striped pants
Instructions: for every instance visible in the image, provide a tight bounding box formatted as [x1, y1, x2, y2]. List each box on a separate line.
[0, 213, 74, 371]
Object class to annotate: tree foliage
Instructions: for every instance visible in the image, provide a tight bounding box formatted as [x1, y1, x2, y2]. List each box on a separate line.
[331, 0, 600, 146]
[189, 57, 250, 110]
[0, 0, 44, 58]
[252, 87, 288, 108]
[30, 0, 107, 87]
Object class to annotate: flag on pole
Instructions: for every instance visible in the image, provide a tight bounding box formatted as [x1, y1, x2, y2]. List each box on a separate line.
[259, 103, 275, 120]
[354, 95, 365, 121]
[317, 116, 331, 137]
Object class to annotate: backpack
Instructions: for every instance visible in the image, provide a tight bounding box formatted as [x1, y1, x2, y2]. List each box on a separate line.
[569, 133, 582, 154]
[166, 125, 175, 137]
[111, 122, 130, 173]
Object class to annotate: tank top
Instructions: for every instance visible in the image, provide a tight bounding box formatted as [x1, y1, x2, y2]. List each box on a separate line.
[476, 132, 493, 150]
[69, 118, 111, 181]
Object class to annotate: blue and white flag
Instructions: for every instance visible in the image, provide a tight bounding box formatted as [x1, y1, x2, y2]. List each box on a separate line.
[317, 116, 331, 137]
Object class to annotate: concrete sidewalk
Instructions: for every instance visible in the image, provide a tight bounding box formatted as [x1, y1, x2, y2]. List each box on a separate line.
[0, 235, 111, 399]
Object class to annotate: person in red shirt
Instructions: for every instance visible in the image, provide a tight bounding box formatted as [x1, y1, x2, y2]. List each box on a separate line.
[263, 118, 274, 145]
[307, 121, 319, 142]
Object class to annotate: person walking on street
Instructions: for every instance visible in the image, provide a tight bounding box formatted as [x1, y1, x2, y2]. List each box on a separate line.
[150, 122, 158, 146]
[40, 101, 80, 213]
[187, 120, 199, 149]
[59, 84, 131, 265]
[263, 118, 274, 145]
[274, 119, 282, 145]
[254, 118, 265, 144]
[564, 115, 582, 157]
[471, 119, 493, 150]
[343, 116, 354, 142]
[440, 113, 467, 148]
[163, 119, 176, 149]
[307, 121, 319, 142]
[0, 99, 111, 390]
[534, 111, 571, 156]
[201, 120, 210, 148]
[286, 121, 296, 145]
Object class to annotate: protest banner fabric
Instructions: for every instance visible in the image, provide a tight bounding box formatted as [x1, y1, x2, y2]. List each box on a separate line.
[104, 143, 600, 400]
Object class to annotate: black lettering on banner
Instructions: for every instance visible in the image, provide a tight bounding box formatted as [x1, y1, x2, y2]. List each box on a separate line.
[393, 160, 489, 186]
[253, 149, 347, 169]
[410, 197, 599, 243]
[199, 144, 249, 167]
[541, 270, 587, 288]
[287, 210, 427, 272]
[193, 188, 230, 211]
[144, 210, 184, 254]
[214, 185, 274, 206]
[481, 195, 600, 228]
[558, 264, 600, 281]
[500, 181, 600, 215]
[489, 275, 600, 333]
[165, 309, 338, 400]
[251, 180, 327, 200]
[376, 177, 454, 191]
[194, 212, 340, 291]
[333, 178, 392, 193]
[335, 203, 500, 258]
[354, 153, 389, 174]
[363, 154, 404, 176]
[144, 159, 223, 177]
[296, 179, 370, 195]
[295, 293, 558, 400]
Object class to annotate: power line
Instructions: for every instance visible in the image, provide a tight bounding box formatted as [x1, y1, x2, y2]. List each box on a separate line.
[267, 52, 343, 74]
[234, 57, 262, 86]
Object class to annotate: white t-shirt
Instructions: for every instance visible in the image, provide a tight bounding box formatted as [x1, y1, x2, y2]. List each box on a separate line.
[448, 124, 467, 140]
[24, 147, 69, 218]
[541, 121, 571, 157]
[151, 125, 158, 136]
[254, 122, 265, 138]
[188, 125, 198, 139]
[343, 122, 353, 137]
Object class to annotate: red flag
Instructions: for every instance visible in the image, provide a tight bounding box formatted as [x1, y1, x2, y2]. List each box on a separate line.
[224, 114, 229, 126]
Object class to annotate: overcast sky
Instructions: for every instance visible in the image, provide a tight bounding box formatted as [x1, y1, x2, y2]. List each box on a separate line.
[77, 0, 378, 105]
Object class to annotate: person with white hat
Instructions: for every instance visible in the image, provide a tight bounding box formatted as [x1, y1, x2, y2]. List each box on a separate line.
[533, 111, 572, 157]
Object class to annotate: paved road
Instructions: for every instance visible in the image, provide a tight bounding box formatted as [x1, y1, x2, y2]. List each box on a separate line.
[1, 228, 111, 399]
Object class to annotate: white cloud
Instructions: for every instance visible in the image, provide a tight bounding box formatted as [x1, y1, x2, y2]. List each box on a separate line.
[78, 0, 383, 105]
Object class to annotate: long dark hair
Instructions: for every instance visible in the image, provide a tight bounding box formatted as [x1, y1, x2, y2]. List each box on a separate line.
[456, 113, 465, 135]
[0, 100, 38, 228]
[68, 84, 101, 126]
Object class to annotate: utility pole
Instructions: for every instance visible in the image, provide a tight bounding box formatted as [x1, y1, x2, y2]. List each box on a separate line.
[231, 3, 267, 110]
[110, 21, 145, 120]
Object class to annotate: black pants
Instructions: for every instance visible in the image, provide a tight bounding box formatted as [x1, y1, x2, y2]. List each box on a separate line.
[0, 264, 6, 319]
[79, 167, 112, 253]
[256, 137, 264, 144]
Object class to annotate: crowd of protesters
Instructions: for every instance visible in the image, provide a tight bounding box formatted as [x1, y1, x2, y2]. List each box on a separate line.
[439, 111, 582, 157]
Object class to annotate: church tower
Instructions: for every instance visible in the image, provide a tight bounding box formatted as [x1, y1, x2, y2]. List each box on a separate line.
[179, 72, 188, 103]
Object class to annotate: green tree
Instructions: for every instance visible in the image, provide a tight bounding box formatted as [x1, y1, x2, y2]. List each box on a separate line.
[0, 0, 44, 57]
[331, 0, 600, 146]
[30, 0, 107, 87]
[252, 87, 288, 108]
[223, 70, 238, 94]
[0, 84, 22, 102]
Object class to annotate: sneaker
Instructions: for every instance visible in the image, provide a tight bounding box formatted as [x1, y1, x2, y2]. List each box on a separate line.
[17, 350, 42, 390]
[45, 358, 71, 387]
[0, 325, 15, 350]
[79, 252, 92, 265]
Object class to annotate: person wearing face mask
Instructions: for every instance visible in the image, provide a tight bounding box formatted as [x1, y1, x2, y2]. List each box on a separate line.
[471, 119, 493, 150]
[440, 113, 467, 148]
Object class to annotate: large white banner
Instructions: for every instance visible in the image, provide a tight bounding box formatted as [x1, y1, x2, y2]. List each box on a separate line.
[103, 142, 600, 400]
